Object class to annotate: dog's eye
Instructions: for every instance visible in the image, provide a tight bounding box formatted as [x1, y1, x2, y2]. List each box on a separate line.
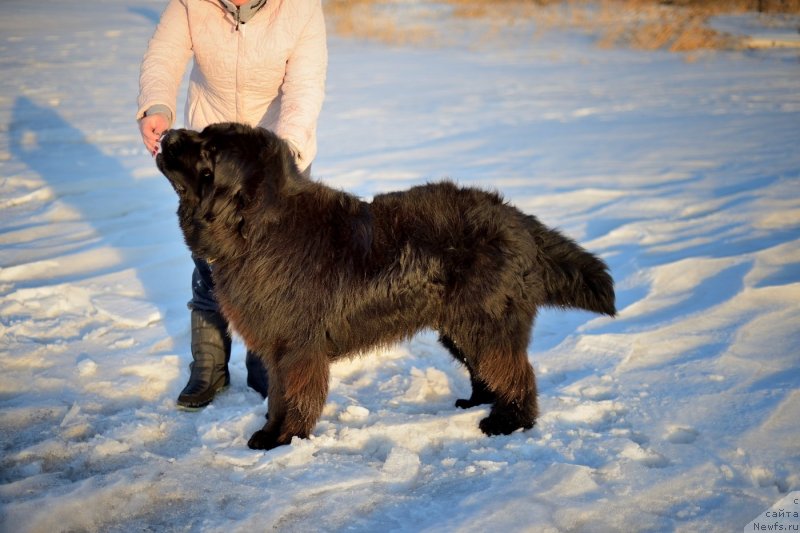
[200, 169, 213, 179]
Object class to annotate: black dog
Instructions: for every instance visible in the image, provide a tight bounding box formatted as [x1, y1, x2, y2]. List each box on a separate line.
[157, 123, 616, 450]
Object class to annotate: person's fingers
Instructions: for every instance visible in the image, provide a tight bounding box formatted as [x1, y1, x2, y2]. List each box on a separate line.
[142, 130, 157, 152]
[139, 115, 167, 156]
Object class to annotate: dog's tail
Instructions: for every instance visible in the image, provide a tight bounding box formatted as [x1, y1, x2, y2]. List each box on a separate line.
[526, 216, 616, 317]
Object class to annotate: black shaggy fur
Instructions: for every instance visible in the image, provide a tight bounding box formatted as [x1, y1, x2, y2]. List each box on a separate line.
[156, 122, 616, 450]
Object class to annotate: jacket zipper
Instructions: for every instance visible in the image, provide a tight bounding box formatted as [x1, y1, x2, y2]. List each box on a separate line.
[235, 7, 242, 122]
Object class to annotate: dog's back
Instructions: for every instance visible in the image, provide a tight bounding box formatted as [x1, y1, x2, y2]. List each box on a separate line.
[369, 181, 615, 317]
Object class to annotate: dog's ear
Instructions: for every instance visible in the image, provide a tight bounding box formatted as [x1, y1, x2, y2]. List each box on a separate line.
[196, 177, 218, 220]
[250, 131, 288, 208]
[220, 190, 252, 244]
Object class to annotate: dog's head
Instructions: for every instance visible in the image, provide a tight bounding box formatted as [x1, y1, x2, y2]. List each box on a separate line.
[156, 122, 299, 260]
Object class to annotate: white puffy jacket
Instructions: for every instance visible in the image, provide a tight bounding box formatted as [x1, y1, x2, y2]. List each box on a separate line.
[137, 0, 327, 171]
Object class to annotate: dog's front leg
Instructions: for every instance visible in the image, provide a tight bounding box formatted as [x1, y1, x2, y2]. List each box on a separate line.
[247, 361, 285, 450]
[247, 351, 329, 450]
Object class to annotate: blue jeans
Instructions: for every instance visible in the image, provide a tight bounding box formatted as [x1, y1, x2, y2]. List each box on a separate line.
[188, 254, 219, 313]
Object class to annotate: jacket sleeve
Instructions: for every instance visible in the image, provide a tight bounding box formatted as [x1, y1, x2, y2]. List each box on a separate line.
[136, 0, 193, 126]
[273, 0, 328, 165]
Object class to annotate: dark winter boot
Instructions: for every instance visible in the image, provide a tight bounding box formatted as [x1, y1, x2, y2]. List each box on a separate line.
[177, 309, 232, 408]
[245, 350, 269, 399]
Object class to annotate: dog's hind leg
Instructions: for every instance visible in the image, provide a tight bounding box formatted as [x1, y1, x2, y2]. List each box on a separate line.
[446, 317, 539, 436]
[248, 350, 329, 450]
[439, 334, 496, 409]
[476, 347, 538, 436]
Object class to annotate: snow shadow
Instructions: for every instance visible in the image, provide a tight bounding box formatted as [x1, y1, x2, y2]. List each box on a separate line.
[127, 6, 161, 24]
[8, 96, 186, 341]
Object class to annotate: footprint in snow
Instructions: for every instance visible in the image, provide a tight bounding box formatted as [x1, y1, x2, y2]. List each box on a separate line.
[665, 426, 699, 445]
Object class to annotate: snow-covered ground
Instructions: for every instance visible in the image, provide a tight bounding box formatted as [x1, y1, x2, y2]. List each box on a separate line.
[1, 1, 799, 531]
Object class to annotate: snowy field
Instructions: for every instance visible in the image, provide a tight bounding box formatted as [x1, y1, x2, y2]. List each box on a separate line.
[1, 1, 799, 531]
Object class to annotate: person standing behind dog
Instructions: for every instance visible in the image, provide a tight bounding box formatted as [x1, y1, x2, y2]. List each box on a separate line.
[136, 0, 327, 408]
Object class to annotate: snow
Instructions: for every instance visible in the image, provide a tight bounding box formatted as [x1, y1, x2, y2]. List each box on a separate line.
[1, 1, 799, 531]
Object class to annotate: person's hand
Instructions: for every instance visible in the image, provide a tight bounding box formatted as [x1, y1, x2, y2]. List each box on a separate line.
[139, 113, 169, 156]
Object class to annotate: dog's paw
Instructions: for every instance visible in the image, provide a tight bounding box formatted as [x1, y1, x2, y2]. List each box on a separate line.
[456, 397, 484, 409]
[247, 429, 282, 450]
[455, 392, 496, 410]
[455, 398, 473, 409]
[455, 385, 496, 410]
[479, 411, 534, 436]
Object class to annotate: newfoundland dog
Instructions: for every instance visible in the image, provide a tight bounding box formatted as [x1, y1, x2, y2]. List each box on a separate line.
[156, 122, 616, 450]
